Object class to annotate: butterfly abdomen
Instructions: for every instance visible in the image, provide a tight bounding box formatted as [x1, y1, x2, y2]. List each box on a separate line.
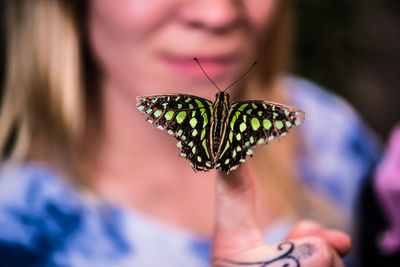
[210, 92, 231, 159]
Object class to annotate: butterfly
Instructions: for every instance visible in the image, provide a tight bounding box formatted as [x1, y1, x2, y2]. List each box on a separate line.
[137, 58, 305, 173]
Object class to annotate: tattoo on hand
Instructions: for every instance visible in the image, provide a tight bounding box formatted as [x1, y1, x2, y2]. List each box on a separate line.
[212, 242, 314, 267]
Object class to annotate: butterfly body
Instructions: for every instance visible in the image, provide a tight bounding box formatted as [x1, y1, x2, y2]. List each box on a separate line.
[210, 92, 230, 160]
[136, 91, 305, 173]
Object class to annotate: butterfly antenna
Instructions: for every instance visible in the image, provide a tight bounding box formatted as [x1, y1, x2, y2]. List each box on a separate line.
[194, 58, 221, 92]
[223, 61, 258, 92]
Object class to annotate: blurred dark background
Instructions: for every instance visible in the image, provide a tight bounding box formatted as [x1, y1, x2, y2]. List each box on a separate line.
[0, 0, 399, 140]
[293, 0, 400, 141]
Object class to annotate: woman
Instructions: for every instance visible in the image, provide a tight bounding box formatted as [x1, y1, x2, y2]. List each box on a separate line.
[0, 0, 377, 266]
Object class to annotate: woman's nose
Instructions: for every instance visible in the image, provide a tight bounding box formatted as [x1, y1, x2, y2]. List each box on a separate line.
[179, 0, 242, 32]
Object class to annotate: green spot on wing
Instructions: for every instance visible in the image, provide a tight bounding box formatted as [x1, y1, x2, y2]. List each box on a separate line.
[202, 112, 209, 127]
[192, 129, 198, 136]
[195, 99, 204, 108]
[153, 110, 162, 118]
[202, 139, 210, 159]
[138, 105, 144, 111]
[189, 117, 198, 128]
[165, 111, 174, 120]
[251, 118, 260, 131]
[176, 112, 187, 123]
[275, 121, 284, 130]
[239, 122, 247, 132]
[220, 142, 230, 158]
[284, 109, 290, 116]
[201, 128, 206, 140]
[238, 103, 248, 111]
[230, 165, 239, 171]
[230, 112, 239, 129]
[263, 119, 272, 130]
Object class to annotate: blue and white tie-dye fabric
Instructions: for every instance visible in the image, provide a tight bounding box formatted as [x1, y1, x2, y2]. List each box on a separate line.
[286, 76, 381, 217]
[0, 77, 381, 267]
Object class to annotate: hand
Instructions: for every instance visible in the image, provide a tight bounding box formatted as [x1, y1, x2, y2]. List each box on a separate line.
[211, 163, 351, 267]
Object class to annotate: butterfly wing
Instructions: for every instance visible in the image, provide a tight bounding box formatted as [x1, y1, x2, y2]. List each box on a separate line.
[216, 100, 306, 173]
[137, 94, 215, 172]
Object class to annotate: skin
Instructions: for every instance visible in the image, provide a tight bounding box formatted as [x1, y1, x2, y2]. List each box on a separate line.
[86, 0, 351, 265]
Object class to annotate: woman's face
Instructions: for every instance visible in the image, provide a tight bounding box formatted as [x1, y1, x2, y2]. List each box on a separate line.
[88, 0, 278, 98]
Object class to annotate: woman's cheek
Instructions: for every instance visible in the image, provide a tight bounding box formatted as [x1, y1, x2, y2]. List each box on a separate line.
[89, 0, 176, 40]
[244, 0, 278, 34]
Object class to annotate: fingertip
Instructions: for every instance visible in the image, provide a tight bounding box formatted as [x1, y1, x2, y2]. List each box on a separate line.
[286, 220, 324, 239]
[324, 230, 352, 256]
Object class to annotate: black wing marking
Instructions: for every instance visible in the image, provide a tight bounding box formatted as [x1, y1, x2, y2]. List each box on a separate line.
[137, 94, 214, 172]
[216, 100, 306, 173]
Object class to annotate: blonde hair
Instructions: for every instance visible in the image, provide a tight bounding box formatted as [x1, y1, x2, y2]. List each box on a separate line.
[0, 0, 86, 178]
[0, 0, 347, 229]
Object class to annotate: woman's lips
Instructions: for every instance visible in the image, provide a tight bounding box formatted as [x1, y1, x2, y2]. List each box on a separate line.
[161, 54, 238, 80]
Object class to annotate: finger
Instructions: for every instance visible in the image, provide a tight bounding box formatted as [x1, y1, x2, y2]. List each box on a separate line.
[285, 220, 324, 239]
[212, 237, 345, 267]
[286, 220, 352, 257]
[212, 162, 265, 258]
[322, 229, 352, 257]
[288, 237, 345, 267]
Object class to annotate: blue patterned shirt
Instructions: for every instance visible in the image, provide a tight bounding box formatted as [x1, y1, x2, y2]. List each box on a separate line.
[0, 77, 381, 266]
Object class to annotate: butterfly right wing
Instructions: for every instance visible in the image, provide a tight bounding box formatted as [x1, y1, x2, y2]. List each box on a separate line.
[137, 94, 215, 172]
[216, 100, 306, 173]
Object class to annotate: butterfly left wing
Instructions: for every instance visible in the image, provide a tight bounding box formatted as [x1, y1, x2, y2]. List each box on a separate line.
[216, 100, 306, 173]
[137, 94, 215, 172]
